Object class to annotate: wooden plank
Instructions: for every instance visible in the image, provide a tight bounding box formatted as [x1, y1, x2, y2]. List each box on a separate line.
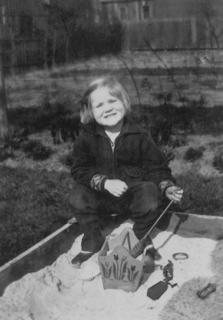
[0, 218, 80, 296]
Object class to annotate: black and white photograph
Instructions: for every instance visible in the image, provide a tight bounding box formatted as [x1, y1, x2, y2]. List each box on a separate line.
[0, 0, 223, 319]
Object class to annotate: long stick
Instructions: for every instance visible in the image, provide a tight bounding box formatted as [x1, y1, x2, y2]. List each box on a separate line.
[0, 218, 77, 273]
[130, 200, 174, 258]
[141, 200, 174, 242]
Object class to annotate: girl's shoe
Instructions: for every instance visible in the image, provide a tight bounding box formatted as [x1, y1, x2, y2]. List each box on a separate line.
[81, 227, 105, 252]
[71, 251, 95, 268]
[145, 245, 162, 261]
[72, 226, 105, 268]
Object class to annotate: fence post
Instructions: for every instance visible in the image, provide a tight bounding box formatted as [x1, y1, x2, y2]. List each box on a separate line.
[122, 22, 130, 51]
[191, 17, 197, 47]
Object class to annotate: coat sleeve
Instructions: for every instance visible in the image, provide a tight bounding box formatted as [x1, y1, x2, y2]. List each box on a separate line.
[70, 132, 100, 187]
[141, 132, 175, 186]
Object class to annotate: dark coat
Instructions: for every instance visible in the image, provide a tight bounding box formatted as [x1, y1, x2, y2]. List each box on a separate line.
[71, 117, 175, 188]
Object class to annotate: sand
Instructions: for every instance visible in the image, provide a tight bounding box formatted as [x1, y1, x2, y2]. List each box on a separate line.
[0, 213, 223, 320]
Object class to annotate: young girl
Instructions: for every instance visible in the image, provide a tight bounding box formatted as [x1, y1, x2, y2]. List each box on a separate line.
[70, 76, 183, 267]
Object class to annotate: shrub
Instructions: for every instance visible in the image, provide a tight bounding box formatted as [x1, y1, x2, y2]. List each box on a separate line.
[59, 151, 74, 168]
[184, 147, 204, 162]
[0, 146, 14, 161]
[169, 135, 187, 148]
[176, 172, 223, 216]
[213, 152, 223, 173]
[51, 113, 80, 144]
[160, 145, 175, 163]
[8, 106, 49, 134]
[22, 140, 53, 160]
[69, 22, 123, 58]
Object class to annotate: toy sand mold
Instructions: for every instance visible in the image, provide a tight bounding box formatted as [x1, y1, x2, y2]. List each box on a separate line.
[98, 201, 174, 292]
[98, 228, 154, 292]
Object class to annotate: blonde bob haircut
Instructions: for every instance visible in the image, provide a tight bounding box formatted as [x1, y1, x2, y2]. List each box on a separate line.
[80, 76, 131, 124]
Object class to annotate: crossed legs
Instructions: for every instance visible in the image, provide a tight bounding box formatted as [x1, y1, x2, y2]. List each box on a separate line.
[70, 181, 161, 250]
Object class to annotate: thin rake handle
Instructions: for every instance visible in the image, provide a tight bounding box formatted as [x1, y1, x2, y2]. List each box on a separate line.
[141, 199, 174, 242]
[130, 200, 174, 258]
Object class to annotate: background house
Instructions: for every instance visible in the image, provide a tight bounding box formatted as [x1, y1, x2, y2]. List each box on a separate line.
[100, 0, 223, 49]
[100, 0, 154, 22]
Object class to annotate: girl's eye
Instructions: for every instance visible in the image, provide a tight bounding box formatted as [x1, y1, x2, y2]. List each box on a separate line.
[109, 99, 117, 103]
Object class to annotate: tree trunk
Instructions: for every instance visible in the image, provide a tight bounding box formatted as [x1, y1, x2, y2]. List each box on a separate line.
[0, 47, 8, 143]
[65, 36, 69, 64]
[52, 29, 57, 68]
[43, 28, 48, 70]
[9, 19, 16, 76]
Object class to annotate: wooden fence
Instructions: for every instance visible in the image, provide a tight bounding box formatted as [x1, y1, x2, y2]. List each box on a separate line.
[14, 38, 44, 68]
[3, 37, 45, 72]
[122, 17, 223, 50]
[3, 17, 223, 72]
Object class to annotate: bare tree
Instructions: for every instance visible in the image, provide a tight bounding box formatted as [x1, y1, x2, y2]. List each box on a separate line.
[199, 0, 223, 49]
[7, 16, 17, 75]
[42, 2, 75, 67]
[42, 0, 96, 67]
[0, 40, 9, 143]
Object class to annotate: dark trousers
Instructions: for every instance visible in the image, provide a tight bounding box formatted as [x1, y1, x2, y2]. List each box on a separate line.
[70, 181, 164, 239]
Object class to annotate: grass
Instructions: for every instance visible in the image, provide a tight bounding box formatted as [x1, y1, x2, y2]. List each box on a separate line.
[176, 172, 223, 215]
[0, 167, 74, 265]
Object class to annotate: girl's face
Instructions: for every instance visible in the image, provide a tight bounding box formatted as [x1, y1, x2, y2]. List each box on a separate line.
[90, 87, 126, 129]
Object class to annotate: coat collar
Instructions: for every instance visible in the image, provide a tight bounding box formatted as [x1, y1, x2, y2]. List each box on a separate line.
[83, 116, 147, 136]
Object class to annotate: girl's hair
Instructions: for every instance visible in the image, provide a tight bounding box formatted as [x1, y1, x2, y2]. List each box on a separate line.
[80, 76, 131, 124]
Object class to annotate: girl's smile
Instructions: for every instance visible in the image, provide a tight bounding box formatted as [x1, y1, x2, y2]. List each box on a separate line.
[90, 87, 126, 130]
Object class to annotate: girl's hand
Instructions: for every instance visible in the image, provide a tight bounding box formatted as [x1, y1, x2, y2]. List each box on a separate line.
[104, 179, 128, 197]
[165, 186, 183, 203]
